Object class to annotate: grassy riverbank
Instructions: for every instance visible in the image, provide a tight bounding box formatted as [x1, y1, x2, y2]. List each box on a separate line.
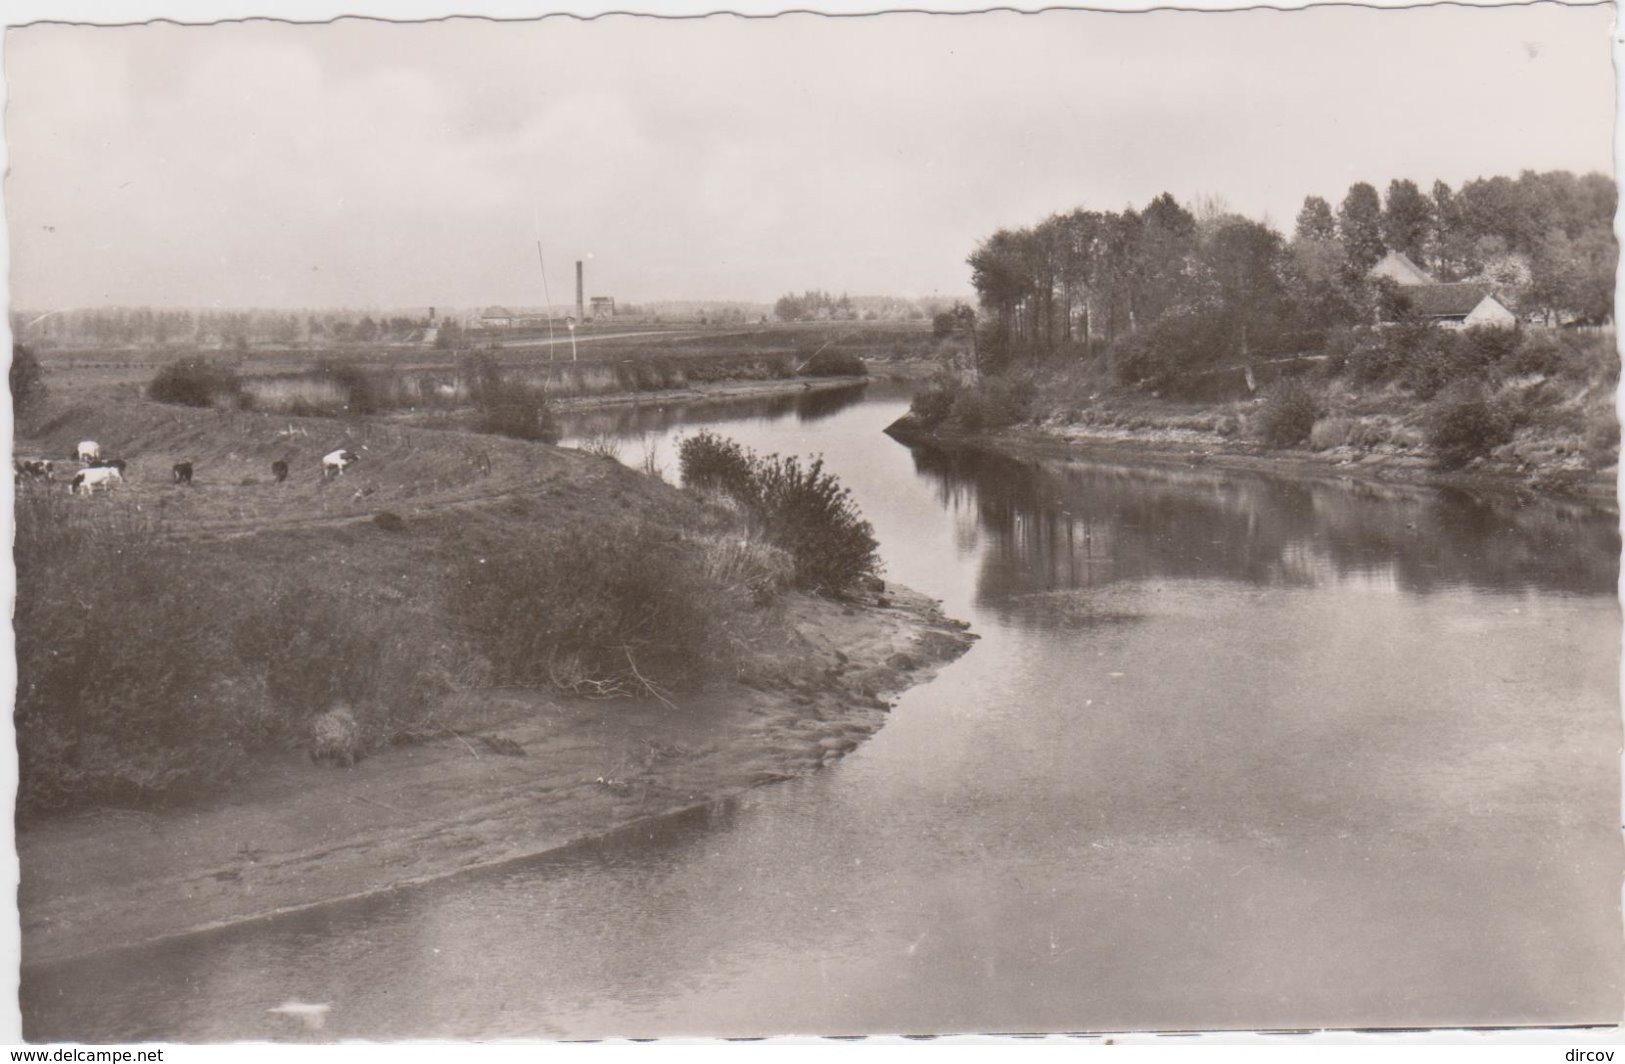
[15, 383, 974, 964]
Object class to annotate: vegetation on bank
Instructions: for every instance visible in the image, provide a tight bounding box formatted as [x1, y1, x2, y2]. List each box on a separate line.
[908, 170, 1617, 478]
[14, 412, 877, 818]
[142, 343, 870, 431]
[678, 430, 881, 594]
[908, 324, 1617, 474]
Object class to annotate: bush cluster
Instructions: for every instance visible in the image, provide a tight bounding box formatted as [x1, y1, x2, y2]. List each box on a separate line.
[1255, 380, 1322, 448]
[678, 430, 880, 594]
[1427, 388, 1517, 469]
[461, 351, 560, 442]
[798, 348, 868, 377]
[905, 372, 1034, 432]
[1343, 325, 1592, 398]
[677, 430, 755, 496]
[148, 357, 246, 408]
[451, 523, 723, 697]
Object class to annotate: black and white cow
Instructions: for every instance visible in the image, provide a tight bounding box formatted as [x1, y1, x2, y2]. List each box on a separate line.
[321, 449, 360, 477]
[71, 467, 123, 495]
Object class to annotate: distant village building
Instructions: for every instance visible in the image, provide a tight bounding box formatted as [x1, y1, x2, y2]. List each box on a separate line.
[1368, 252, 1516, 330]
[1395, 283, 1518, 330]
[1368, 250, 1435, 286]
[478, 305, 515, 328]
[590, 297, 615, 321]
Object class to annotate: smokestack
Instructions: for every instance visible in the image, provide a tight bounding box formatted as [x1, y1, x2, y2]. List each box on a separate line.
[575, 261, 584, 322]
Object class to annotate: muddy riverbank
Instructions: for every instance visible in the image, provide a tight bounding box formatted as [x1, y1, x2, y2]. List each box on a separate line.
[885, 412, 1619, 506]
[19, 584, 974, 968]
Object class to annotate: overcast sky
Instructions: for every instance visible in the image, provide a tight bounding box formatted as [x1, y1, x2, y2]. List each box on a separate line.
[3, 4, 1615, 310]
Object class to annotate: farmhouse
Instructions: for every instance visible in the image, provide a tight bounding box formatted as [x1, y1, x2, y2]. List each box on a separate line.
[1368, 250, 1436, 286]
[477, 305, 515, 328]
[1394, 282, 1518, 330]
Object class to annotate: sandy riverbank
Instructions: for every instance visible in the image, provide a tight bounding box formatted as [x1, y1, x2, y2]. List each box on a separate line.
[19, 584, 974, 968]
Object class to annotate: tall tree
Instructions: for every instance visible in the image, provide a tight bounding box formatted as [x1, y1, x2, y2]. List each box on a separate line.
[1337, 182, 1386, 278]
[1382, 179, 1432, 263]
[1294, 196, 1337, 244]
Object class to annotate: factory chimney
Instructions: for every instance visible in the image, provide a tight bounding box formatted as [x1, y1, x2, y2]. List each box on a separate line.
[575, 261, 585, 322]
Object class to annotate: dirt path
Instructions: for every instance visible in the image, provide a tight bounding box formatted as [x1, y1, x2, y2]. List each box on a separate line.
[18, 587, 974, 968]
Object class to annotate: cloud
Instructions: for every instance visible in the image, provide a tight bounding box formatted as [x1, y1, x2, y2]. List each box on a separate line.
[4, 6, 1613, 309]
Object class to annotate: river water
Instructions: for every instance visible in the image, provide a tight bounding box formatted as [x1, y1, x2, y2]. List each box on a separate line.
[23, 381, 1622, 1039]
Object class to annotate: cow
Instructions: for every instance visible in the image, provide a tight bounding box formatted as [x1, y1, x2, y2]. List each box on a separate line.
[71, 467, 123, 495]
[321, 449, 360, 477]
[271, 459, 290, 484]
[172, 461, 194, 484]
[90, 457, 128, 475]
[76, 441, 101, 464]
[13, 458, 51, 481]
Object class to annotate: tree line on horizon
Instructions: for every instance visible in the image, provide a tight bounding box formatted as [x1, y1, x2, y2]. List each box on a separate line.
[964, 170, 1616, 376]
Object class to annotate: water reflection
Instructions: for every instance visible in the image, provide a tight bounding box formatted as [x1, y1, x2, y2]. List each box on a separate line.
[558, 380, 871, 441]
[23, 800, 751, 1042]
[906, 444, 1619, 610]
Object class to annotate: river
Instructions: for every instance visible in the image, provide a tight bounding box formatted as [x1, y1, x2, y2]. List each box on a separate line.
[22, 380, 1622, 1039]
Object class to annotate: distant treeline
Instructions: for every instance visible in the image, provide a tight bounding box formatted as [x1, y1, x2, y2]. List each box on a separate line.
[13, 307, 436, 350]
[772, 290, 943, 323]
[966, 170, 1616, 375]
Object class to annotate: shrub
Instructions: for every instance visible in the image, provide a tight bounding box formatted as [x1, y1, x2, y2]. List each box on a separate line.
[750, 453, 881, 594]
[1255, 380, 1322, 447]
[678, 430, 756, 497]
[799, 349, 867, 377]
[11, 342, 46, 417]
[314, 361, 386, 415]
[451, 523, 724, 698]
[950, 373, 1034, 432]
[1500, 332, 1575, 378]
[149, 357, 244, 408]
[678, 432, 880, 594]
[1308, 415, 1355, 451]
[476, 388, 559, 442]
[1347, 333, 1404, 386]
[1427, 388, 1516, 469]
[1459, 325, 1522, 367]
[459, 350, 559, 442]
[907, 378, 960, 429]
[1110, 305, 1227, 388]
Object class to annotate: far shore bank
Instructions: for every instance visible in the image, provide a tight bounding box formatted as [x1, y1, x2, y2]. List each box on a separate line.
[885, 413, 1619, 507]
[548, 372, 871, 412]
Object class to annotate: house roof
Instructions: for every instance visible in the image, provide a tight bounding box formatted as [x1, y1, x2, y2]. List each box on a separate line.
[1371, 250, 1435, 285]
[480, 305, 515, 318]
[1399, 282, 1500, 319]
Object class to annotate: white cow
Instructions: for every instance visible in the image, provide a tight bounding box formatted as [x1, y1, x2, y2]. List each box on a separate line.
[321, 449, 360, 477]
[76, 440, 101, 464]
[71, 467, 123, 494]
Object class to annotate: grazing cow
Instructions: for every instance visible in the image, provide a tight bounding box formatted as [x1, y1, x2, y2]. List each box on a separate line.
[321, 449, 359, 477]
[172, 461, 194, 484]
[13, 458, 51, 481]
[71, 467, 123, 495]
[271, 459, 290, 483]
[76, 441, 101, 464]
